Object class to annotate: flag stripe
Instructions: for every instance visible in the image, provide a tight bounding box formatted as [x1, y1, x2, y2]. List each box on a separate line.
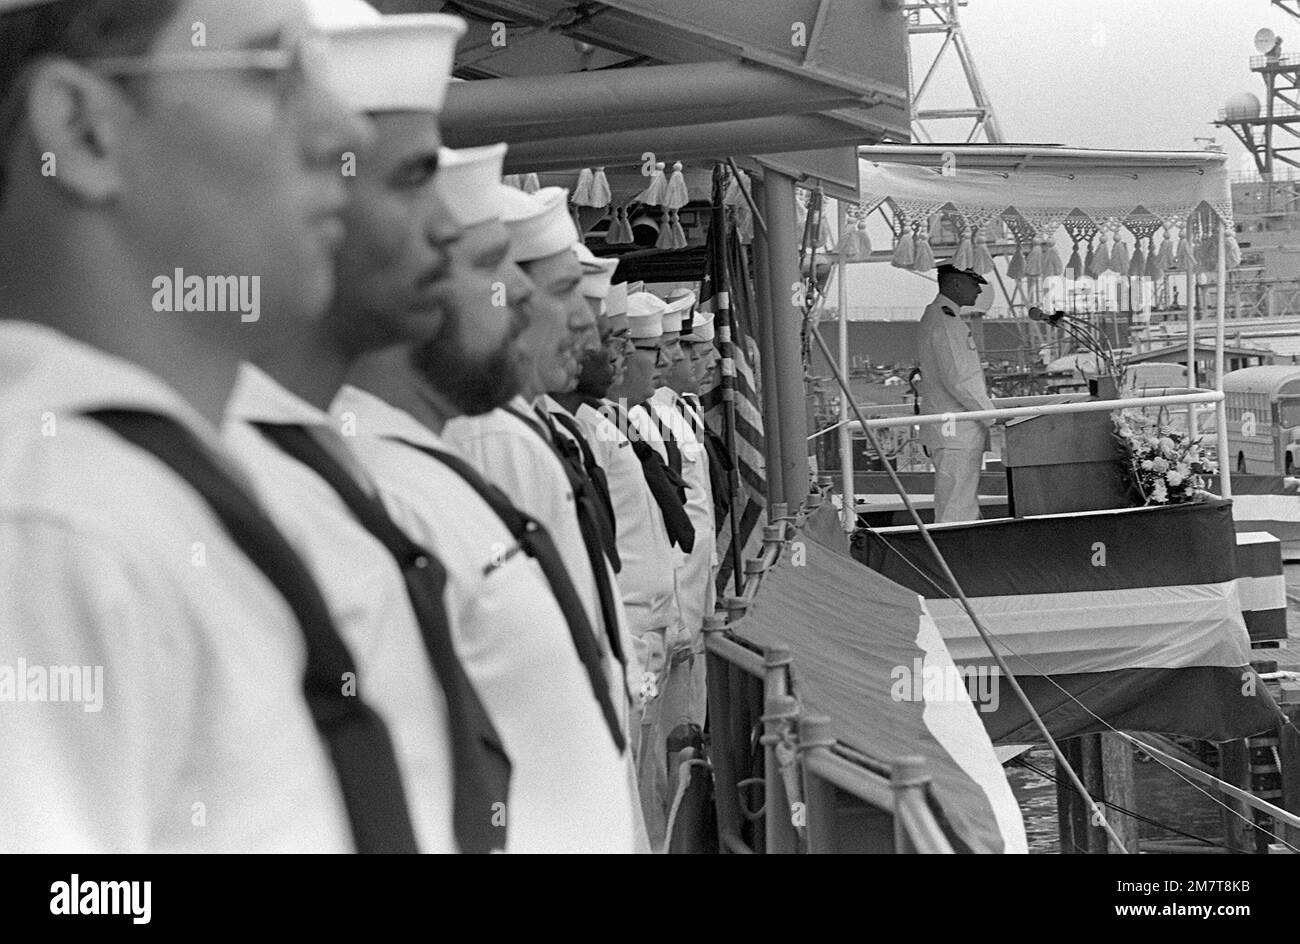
[855, 499, 1284, 742]
[986, 667, 1280, 744]
[701, 175, 767, 600]
[863, 500, 1238, 596]
[925, 580, 1252, 675]
[715, 498, 765, 595]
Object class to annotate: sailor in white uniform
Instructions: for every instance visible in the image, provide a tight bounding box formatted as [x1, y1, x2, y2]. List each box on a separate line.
[224, 366, 459, 853]
[434, 179, 642, 858]
[0, 329, 355, 853]
[0, 0, 376, 851]
[223, 2, 504, 854]
[442, 188, 597, 628]
[557, 283, 676, 704]
[543, 245, 644, 718]
[611, 291, 708, 844]
[649, 290, 716, 730]
[615, 293, 685, 699]
[917, 264, 996, 524]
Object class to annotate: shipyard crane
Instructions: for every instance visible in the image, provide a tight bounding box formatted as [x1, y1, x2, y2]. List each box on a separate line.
[901, 0, 1004, 144]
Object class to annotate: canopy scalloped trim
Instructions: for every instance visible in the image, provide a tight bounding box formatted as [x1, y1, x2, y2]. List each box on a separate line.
[861, 158, 1239, 272]
[861, 157, 1235, 238]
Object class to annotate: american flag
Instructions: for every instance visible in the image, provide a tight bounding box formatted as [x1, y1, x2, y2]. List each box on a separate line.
[699, 166, 767, 598]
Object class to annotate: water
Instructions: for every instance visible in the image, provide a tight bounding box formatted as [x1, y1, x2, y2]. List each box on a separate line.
[1006, 746, 1227, 853]
[1005, 749, 1059, 853]
[1003, 561, 1300, 853]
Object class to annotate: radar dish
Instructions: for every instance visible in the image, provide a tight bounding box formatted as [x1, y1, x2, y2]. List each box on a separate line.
[1224, 91, 1263, 120]
[1256, 27, 1278, 53]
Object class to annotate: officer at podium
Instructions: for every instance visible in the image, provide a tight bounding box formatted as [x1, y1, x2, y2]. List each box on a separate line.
[917, 264, 995, 523]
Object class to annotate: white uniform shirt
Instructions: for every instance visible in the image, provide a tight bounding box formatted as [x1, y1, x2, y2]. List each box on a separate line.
[332, 385, 636, 854]
[442, 398, 595, 627]
[651, 388, 717, 637]
[446, 396, 640, 707]
[627, 399, 684, 622]
[543, 396, 646, 699]
[222, 365, 455, 853]
[917, 294, 995, 452]
[0, 323, 352, 853]
[571, 400, 675, 645]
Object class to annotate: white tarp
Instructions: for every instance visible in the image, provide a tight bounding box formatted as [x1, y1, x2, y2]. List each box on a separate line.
[734, 505, 1027, 854]
[858, 147, 1236, 235]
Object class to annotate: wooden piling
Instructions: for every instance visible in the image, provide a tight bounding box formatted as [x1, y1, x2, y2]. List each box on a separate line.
[1056, 734, 1137, 853]
[1218, 739, 1254, 853]
[1278, 711, 1300, 851]
[1101, 734, 1139, 853]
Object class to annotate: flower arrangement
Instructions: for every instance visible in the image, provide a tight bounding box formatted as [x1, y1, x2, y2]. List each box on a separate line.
[1113, 409, 1217, 505]
[1028, 306, 1129, 392]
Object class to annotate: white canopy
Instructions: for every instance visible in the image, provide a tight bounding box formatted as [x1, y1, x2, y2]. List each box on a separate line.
[858, 145, 1235, 236]
[843, 144, 1236, 500]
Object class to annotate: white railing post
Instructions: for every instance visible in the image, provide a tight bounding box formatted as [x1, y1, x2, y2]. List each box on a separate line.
[1216, 223, 1232, 498]
[836, 203, 856, 532]
[1186, 255, 1197, 436]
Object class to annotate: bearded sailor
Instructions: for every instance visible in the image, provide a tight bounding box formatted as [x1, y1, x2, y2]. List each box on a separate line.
[333, 141, 639, 853]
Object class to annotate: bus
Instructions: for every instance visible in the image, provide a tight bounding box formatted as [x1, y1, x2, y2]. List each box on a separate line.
[1223, 365, 1300, 474]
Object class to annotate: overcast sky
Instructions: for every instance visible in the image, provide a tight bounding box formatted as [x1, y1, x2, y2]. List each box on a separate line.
[846, 0, 1295, 316]
[956, 0, 1291, 162]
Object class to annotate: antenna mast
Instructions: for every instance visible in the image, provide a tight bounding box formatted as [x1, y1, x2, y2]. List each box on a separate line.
[902, 0, 1004, 144]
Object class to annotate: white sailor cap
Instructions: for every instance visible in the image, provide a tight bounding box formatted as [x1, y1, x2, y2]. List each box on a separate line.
[660, 289, 695, 334]
[627, 292, 668, 341]
[682, 309, 715, 343]
[606, 283, 629, 334]
[436, 143, 509, 228]
[573, 241, 601, 271]
[499, 186, 579, 264]
[307, 0, 466, 113]
[574, 244, 620, 301]
[666, 287, 697, 309]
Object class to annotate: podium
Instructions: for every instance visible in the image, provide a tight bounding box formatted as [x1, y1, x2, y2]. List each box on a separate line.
[1003, 407, 1129, 516]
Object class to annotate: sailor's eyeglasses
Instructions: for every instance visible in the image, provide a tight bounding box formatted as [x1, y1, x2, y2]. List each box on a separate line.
[633, 343, 669, 367]
[82, 32, 329, 104]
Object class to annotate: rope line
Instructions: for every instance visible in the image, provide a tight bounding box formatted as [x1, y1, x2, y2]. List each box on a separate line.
[804, 259, 1298, 853]
[1009, 756, 1240, 852]
[866, 509, 1300, 853]
[806, 317, 1130, 853]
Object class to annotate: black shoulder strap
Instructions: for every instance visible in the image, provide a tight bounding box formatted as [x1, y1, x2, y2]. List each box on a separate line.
[502, 402, 548, 440]
[86, 409, 419, 854]
[549, 408, 619, 560]
[504, 402, 620, 567]
[252, 422, 511, 854]
[642, 400, 683, 478]
[387, 437, 627, 754]
[606, 401, 695, 553]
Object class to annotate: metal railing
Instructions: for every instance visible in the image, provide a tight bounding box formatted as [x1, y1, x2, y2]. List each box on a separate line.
[702, 496, 956, 854]
[1123, 733, 1300, 850]
[848, 389, 1223, 433]
[1250, 52, 1300, 70]
[1219, 100, 1300, 121]
[1232, 169, 1300, 183]
[830, 305, 1013, 321]
[824, 387, 1231, 499]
